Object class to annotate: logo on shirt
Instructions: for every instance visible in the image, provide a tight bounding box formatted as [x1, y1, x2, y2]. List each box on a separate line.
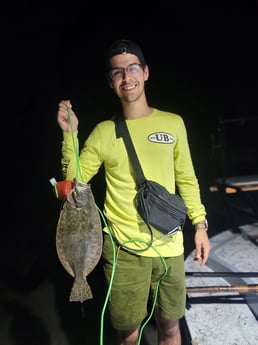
[148, 132, 175, 144]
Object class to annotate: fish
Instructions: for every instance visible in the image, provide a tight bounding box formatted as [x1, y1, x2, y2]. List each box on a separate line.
[56, 178, 103, 302]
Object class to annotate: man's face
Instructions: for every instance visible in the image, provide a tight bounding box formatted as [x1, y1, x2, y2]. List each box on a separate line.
[108, 53, 149, 104]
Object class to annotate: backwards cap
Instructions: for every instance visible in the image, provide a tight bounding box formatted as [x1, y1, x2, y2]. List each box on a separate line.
[105, 39, 146, 68]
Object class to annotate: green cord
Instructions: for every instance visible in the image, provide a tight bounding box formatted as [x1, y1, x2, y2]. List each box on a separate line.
[119, 239, 168, 344]
[64, 107, 168, 344]
[138, 246, 168, 344]
[53, 184, 59, 198]
[97, 206, 168, 345]
[96, 206, 117, 345]
[66, 106, 85, 182]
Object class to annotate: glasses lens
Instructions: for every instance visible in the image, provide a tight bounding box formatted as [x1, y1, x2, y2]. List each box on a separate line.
[127, 63, 141, 75]
[110, 68, 123, 80]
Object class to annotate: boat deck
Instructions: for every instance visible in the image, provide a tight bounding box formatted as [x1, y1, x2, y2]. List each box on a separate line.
[184, 223, 258, 345]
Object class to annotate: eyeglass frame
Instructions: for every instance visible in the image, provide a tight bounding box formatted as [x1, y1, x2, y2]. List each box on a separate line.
[108, 63, 143, 81]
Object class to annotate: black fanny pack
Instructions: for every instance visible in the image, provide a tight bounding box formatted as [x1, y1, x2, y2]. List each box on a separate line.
[136, 179, 187, 235]
[115, 117, 187, 236]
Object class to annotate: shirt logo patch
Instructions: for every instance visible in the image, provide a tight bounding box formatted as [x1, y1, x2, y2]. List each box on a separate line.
[148, 132, 175, 144]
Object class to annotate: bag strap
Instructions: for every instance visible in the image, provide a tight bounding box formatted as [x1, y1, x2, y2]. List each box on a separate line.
[115, 117, 154, 244]
[115, 117, 146, 186]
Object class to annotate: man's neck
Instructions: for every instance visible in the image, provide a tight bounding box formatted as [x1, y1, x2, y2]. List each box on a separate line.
[122, 100, 153, 120]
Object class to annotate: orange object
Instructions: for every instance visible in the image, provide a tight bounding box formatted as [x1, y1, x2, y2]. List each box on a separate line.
[56, 180, 73, 200]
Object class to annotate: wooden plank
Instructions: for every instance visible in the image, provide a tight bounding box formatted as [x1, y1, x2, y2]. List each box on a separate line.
[210, 174, 258, 192]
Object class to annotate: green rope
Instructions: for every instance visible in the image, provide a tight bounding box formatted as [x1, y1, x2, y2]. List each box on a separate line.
[66, 106, 85, 182]
[97, 207, 168, 345]
[65, 106, 168, 344]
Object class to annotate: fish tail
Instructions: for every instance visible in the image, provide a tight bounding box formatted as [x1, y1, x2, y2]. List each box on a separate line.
[69, 276, 93, 302]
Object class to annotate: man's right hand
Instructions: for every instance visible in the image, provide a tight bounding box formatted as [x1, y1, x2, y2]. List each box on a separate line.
[57, 100, 79, 132]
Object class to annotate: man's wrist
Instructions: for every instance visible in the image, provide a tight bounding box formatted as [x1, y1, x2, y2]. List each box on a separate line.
[194, 219, 208, 231]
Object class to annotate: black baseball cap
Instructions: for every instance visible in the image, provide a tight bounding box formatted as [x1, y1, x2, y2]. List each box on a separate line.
[105, 39, 146, 69]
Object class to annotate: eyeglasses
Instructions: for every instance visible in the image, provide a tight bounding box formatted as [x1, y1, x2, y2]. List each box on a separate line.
[109, 63, 142, 81]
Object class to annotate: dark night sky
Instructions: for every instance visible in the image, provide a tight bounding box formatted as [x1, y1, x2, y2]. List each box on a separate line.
[15, 4, 257, 121]
[10, 3, 257, 266]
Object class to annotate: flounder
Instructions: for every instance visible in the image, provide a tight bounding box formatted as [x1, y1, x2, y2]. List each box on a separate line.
[56, 179, 103, 302]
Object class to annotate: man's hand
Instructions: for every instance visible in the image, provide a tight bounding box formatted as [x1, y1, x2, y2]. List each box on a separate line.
[57, 99, 79, 132]
[194, 228, 211, 266]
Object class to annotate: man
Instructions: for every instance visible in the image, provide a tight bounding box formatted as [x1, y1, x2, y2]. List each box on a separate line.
[57, 39, 211, 345]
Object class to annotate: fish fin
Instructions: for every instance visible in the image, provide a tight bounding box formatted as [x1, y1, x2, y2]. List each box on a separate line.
[69, 276, 93, 302]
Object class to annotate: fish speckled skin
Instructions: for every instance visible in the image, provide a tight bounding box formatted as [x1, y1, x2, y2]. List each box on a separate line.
[56, 179, 103, 302]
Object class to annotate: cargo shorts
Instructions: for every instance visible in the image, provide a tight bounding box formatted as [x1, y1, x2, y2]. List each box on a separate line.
[102, 233, 186, 330]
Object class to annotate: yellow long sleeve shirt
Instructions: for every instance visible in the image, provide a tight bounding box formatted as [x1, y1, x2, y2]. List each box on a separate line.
[61, 108, 206, 257]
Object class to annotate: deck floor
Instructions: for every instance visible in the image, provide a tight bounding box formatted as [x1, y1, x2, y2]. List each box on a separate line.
[184, 224, 258, 345]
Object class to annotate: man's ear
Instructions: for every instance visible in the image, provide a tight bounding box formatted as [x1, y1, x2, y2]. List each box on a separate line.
[143, 64, 149, 81]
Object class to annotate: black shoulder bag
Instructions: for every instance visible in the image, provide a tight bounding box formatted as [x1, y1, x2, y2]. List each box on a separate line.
[115, 117, 187, 236]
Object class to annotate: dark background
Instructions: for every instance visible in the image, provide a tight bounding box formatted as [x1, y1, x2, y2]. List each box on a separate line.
[5, 2, 258, 344]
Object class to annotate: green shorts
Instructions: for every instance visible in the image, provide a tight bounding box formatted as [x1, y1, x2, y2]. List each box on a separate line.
[102, 233, 186, 330]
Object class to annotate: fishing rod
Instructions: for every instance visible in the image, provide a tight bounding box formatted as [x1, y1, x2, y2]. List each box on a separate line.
[185, 272, 258, 278]
[186, 284, 258, 294]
